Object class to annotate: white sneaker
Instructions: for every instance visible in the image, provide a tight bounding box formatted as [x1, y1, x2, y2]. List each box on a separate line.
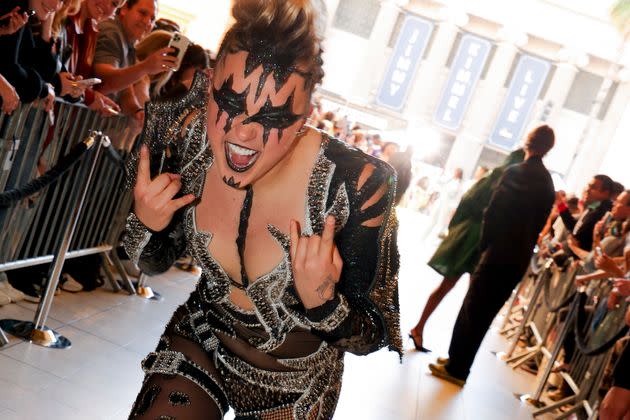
[59, 273, 83, 293]
[0, 290, 10, 306]
[0, 278, 26, 302]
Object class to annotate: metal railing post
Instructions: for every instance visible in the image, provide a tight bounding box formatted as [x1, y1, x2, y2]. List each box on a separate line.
[0, 132, 107, 348]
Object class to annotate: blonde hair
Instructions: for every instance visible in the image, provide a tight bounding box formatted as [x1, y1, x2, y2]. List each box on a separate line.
[218, 0, 325, 91]
[135, 30, 173, 61]
[135, 30, 177, 98]
[52, 0, 82, 38]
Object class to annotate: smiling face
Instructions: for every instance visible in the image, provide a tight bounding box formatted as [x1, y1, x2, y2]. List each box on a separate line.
[30, 0, 63, 21]
[582, 178, 611, 205]
[207, 51, 310, 189]
[118, 0, 156, 43]
[85, 0, 124, 22]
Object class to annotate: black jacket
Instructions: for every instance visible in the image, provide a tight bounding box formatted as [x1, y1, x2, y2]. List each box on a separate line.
[480, 156, 555, 267]
[0, 0, 62, 103]
[559, 199, 612, 252]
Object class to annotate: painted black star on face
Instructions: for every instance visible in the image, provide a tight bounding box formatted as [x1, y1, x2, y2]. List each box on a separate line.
[242, 93, 302, 145]
[213, 75, 249, 134]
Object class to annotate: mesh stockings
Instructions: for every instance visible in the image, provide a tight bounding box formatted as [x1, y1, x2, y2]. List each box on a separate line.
[129, 312, 224, 420]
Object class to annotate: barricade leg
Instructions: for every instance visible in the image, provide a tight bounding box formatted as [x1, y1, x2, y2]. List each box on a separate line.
[135, 273, 163, 301]
[100, 252, 122, 293]
[521, 296, 579, 406]
[0, 132, 105, 349]
[0, 327, 8, 346]
[109, 251, 136, 295]
[505, 271, 546, 359]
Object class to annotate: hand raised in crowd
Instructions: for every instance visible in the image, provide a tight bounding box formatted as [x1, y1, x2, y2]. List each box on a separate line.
[40, 83, 55, 112]
[0, 7, 29, 36]
[89, 90, 121, 117]
[290, 216, 343, 310]
[0, 77, 20, 115]
[59, 73, 86, 98]
[595, 253, 624, 277]
[141, 47, 178, 76]
[133, 144, 196, 232]
[554, 190, 566, 207]
[593, 219, 604, 243]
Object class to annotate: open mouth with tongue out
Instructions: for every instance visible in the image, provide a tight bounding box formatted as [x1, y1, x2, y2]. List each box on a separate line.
[225, 141, 260, 173]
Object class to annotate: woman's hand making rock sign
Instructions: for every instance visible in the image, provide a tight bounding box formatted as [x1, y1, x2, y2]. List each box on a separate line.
[290, 216, 343, 310]
[133, 144, 196, 232]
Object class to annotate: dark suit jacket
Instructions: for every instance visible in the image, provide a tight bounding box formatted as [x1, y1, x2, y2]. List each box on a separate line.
[479, 156, 555, 268]
[0, 0, 62, 103]
[559, 199, 612, 252]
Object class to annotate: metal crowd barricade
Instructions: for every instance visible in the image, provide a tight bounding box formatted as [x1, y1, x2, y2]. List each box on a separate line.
[0, 101, 139, 348]
[502, 258, 578, 370]
[530, 284, 629, 419]
[499, 262, 541, 339]
[495, 252, 630, 418]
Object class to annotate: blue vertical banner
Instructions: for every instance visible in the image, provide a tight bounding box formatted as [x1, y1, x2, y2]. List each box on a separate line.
[375, 15, 434, 112]
[489, 55, 551, 150]
[433, 34, 491, 131]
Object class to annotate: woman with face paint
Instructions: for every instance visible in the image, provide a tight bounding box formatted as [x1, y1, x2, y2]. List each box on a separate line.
[123, 1, 401, 418]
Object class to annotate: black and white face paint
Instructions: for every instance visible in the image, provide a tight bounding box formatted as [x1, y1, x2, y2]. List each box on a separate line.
[207, 50, 311, 190]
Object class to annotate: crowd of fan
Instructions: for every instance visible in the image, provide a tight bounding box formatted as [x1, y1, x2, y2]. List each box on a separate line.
[0, 0, 210, 131]
[1, 1, 628, 417]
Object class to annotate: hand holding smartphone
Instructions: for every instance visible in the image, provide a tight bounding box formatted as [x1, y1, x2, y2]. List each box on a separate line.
[72, 78, 102, 88]
[595, 246, 603, 257]
[167, 33, 191, 72]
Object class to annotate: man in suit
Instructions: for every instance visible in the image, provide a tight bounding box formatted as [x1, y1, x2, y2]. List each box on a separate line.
[429, 125, 556, 386]
[558, 174, 614, 252]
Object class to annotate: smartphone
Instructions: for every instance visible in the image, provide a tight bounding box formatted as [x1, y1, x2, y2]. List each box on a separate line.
[167, 33, 191, 72]
[0, 8, 35, 26]
[72, 78, 102, 88]
[104, 106, 119, 116]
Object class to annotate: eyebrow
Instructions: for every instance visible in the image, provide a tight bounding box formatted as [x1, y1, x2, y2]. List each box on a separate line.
[212, 74, 303, 143]
[242, 93, 302, 145]
[212, 76, 249, 132]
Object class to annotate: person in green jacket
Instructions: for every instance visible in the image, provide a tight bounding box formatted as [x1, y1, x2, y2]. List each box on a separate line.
[409, 148, 525, 352]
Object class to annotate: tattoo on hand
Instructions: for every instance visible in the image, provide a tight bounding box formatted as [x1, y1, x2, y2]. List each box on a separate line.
[316, 276, 334, 301]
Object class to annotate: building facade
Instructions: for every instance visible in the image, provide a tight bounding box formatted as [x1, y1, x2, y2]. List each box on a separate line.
[319, 0, 630, 191]
[159, 0, 630, 192]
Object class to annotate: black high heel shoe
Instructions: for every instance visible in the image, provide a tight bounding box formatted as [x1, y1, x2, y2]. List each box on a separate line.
[408, 332, 431, 353]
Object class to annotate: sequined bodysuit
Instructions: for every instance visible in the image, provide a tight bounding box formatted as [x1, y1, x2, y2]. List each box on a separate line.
[123, 73, 401, 420]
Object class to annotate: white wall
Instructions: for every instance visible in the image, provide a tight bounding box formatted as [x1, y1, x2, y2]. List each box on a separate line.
[159, 0, 233, 52]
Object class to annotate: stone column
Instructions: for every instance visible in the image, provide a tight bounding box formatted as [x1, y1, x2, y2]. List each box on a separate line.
[566, 74, 630, 191]
[350, 0, 407, 104]
[444, 28, 527, 175]
[404, 8, 468, 122]
[541, 49, 588, 125]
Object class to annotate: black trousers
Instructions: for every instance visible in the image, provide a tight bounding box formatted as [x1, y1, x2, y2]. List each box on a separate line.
[446, 254, 527, 380]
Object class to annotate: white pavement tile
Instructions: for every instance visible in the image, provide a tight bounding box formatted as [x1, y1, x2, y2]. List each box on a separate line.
[1, 325, 124, 379]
